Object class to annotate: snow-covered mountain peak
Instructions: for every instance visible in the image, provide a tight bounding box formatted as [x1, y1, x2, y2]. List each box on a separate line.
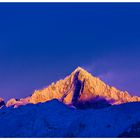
[5, 66, 140, 108]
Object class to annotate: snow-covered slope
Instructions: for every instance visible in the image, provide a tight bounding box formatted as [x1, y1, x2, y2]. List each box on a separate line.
[0, 99, 140, 137]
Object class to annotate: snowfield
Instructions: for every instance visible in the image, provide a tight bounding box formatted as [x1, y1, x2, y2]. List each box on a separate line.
[0, 99, 140, 137]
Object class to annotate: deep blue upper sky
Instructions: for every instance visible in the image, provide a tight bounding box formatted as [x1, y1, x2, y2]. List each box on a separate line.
[0, 3, 140, 100]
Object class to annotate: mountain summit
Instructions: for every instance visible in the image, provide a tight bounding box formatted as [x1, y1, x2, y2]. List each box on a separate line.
[5, 67, 140, 108]
[29, 67, 140, 106]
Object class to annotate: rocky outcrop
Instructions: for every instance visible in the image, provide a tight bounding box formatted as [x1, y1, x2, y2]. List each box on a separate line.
[29, 67, 140, 106]
[6, 98, 17, 107]
[0, 98, 5, 108]
[6, 97, 30, 108]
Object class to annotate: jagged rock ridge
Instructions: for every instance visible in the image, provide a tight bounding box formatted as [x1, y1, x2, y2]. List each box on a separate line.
[5, 67, 140, 108]
[28, 67, 140, 106]
[6, 97, 30, 108]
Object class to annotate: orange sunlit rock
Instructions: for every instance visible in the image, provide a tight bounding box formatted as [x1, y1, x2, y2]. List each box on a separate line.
[29, 67, 140, 105]
[6, 97, 30, 108]
[6, 98, 17, 107]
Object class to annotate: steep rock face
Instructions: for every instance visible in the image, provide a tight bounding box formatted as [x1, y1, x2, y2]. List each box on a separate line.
[29, 67, 140, 105]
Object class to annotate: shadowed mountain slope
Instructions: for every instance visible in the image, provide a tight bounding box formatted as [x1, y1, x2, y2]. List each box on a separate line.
[1, 100, 140, 137]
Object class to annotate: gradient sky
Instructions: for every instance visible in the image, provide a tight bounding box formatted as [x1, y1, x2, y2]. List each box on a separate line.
[0, 3, 140, 101]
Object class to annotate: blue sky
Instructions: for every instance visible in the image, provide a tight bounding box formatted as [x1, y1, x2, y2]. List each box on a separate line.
[0, 3, 140, 100]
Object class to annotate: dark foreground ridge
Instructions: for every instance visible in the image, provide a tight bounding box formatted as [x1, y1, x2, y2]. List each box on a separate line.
[0, 99, 140, 137]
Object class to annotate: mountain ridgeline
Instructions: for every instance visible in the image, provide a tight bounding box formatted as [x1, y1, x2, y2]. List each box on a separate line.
[3, 67, 140, 108]
[1, 67, 140, 138]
